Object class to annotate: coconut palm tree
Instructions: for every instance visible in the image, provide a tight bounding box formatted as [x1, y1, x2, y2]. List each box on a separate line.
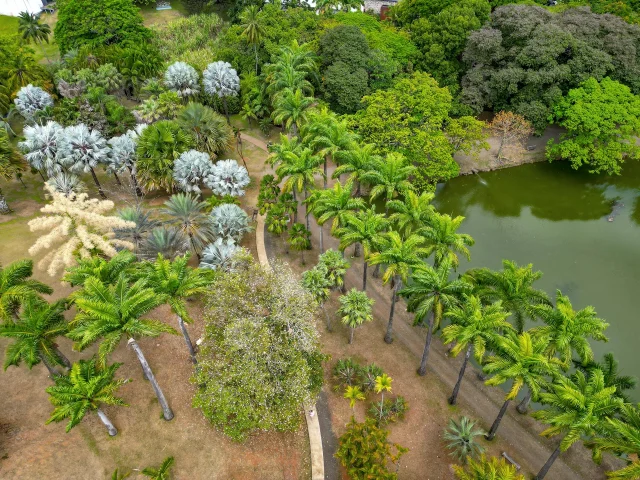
[388, 191, 436, 238]
[142, 456, 175, 480]
[203, 61, 240, 123]
[68, 275, 178, 421]
[453, 455, 524, 480]
[531, 290, 609, 369]
[338, 288, 374, 344]
[333, 143, 380, 196]
[466, 260, 551, 333]
[444, 416, 486, 464]
[421, 212, 475, 269]
[302, 265, 332, 330]
[264, 40, 318, 100]
[177, 102, 232, 156]
[0, 259, 53, 322]
[483, 331, 562, 440]
[368, 231, 429, 344]
[442, 296, 512, 405]
[17, 12, 51, 62]
[240, 5, 264, 74]
[288, 223, 311, 265]
[45, 358, 128, 436]
[63, 250, 137, 287]
[532, 369, 623, 480]
[0, 298, 70, 375]
[400, 259, 471, 376]
[272, 88, 314, 137]
[163, 193, 215, 259]
[140, 253, 212, 365]
[335, 208, 388, 291]
[573, 353, 637, 404]
[361, 153, 415, 214]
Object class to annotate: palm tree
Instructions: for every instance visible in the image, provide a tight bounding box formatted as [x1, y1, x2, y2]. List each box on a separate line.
[368, 231, 428, 344]
[338, 288, 374, 344]
[203, 61, 240, 123]
[45, 358, 128, 436]
[141, 253, 212, 364]
[335, 208, 388, 291]
[302, 265, 332, 330]
[532, 290, 609, 369]
[453, 455, 524, 480]
[272, 88, 314, 137]
[400, 259, 471, 376]
[142, 456, 175, 480]
[441, 296, 512, 405]
[177, 102, 233, 156]
[361, 153, 415, 214]
[573, 353, 637, 403]
[532, 370, 623, 480]
[17, 12, 51, 62]
[388, 191, 435, 237]
[444, 416, 486, 464]
[333, 143, 379, 196]
[0, 129, 24, 213]
[117, 208, 160, 253]
[240, 6, 264, 74]
[264, 40, 317, 100]
[344, 385, 365, 414]
[143, 227, 187, 260]
[267, 134, 302, 169]
[163, 193, 215, 259]
[0, 298, 70, 376]
[483, 332, 562, 440]
[63, 250, 137, 287]
[288, 223, 311, 265]
[466, 260, 550, 333]
[374, 374, 392, 423]
[68, 275, 178, 421]
[421, 212, 475, 269]
[0, 259, 53, 322]
[311, 180, 365, 238]
[318, 249, 350, 292]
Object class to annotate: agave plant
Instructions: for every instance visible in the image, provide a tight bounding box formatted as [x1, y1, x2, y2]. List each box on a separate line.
[209, 203, 252, 242]
[205, 159, 250, 197]
[199, 238, 249, 271]
[14, 84, 53, 120]
[444, 416, 486, 464]
[46, 172, 86, 197]
[164, 61, 200, 98]
[173, 149, 214, 194]
[143, 227, 188, 260]
[19, 121, 64, 178]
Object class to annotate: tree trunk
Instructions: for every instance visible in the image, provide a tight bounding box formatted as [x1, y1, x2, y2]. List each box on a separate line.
[54, 346, 72, 369]
[0, 188, 11, 214]
[18, 175, 26, 188]
[535, 445, 563, 480]
[354, 242, 361, 257]
[113, 172, 122, 186]
[96, 408, 118, 436]
[41, 355, 60, 377]
[128, 338, 174, 421]
[323, 155, 328, 189]
[300, 249, 305, 265]
[319, 222, 324, 254]
[254, 43, 259, 75]
[496, 136, 506, 161]
[449, 345, 472, 405]
[362, 261, 368, 292]
[349, 327, 354, 344]
[372, 264, 381, 278]
[222, 96, 230, 124]
[127, 166, 143, 197]
[38, 169, 47, 181]
[384, 278, 400, 344]
[177, 316, 197, 365]
[486, 399, 511, 440]
[292, 189, 298, 223]
[291, 122, 298, 137]
[516, 389, 532, 414]
[90, 167, 106, 198]
[417, 311, 434, 376]
[322, 304, 332, 332]
[304, 186, 310, 231]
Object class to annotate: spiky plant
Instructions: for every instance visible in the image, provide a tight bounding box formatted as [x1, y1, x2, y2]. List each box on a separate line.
[19, 121, 64, 177]
[163, 193, 214, 257]
[453, 455, 524, 480]
[0, 259, 53, 322]
[177, 102, 233, 156]
[143, 227, 187, 260]
[108, 130, 143, 195]
[173, 149, 214, 194]
[46, 172, 86, 197]
[444, 416, 486, 464]
[203, 61, 240, 122]
[45, 358, 129, 436]
[209, 203, 252, 243]
[164, 61, 200, 98]
[142, 456, 175, 480]
[63, 250, 137, 287]
[14, 84, 53, 120]
[199, 238, 250, 272]
[318, 249, 350, 291]
[116, 207, 160, 252]
[338, 288, 374, 344]
[206, 159, 250, 197]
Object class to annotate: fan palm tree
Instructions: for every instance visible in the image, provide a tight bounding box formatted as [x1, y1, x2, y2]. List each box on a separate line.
[442, 296, 512, 405]
[0, 259, 53, 322]
[163, 193, 215, 259]
[240, 6, 264, 74]
[532, 370, 623, 480]
[573, 353, 637, 404]
[45, 358, 128, 436]
[453, 455, 524, 480]
[400, 259, 471, 376]
[272, 88, 314, 137]
[531, 290, 609, 369]
[142, 456, 175, 480]
[361, 153, 415, 214]
[0, 298, 70, 375]
[302, 265, 332, 330]
[116, 207, 160, 253]
[143, 227, 187, 260]
[142, 254, 212, 364]
[68, 275, 178, 420]
[444, 416, 486, 464]
[63, 250, 137, 288]
[177, 102, 232, 156]
[421, 212, 475, 269]
[203, 61, 239, 123]
[388, 191, 436, 238]
[288, 223, 311, 265]
[368, 231, 429, 344]
[483, 332, 562, 440]
[335, 208, 388, 291]
[466, 260, 551, 333]
[333, 143, 380, 196]
[338, 288, 374, 344]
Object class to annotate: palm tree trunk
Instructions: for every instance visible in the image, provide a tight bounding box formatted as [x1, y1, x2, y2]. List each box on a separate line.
[40, 355, 60, 376]
[362, 261, 368, 291]
[90, 167, 107, 198]
[354, 242, 361, 257]
[384, 278, 400, 344]
[319, 222, 324, 253]
[449, 344, 472, 405]
[292, 189, 298, 223]
[254, 43, 259, 75]
[300, 249, 305, 265]
[38, 170, 47, 181]
[222, 96, 230, 124]
[113, 172, 122, 186]
[535, 445, 563, 480]
[496, 135, 506, 161]
[372, 264, 381, 278]
[177, 316, 197, 365]
[349, 327, 354, 344]
[304, 186, 310, 231]
[486, 399, 511, 440]
[96, 408, 118, 436]
[516, 389, 532, 414]
[417, 311, 435, 376]
[128, 338, 174, 421]
[54, 347, 72, 369]
[322, 304, 332, 332]
[323, 155, 328, 189]
[127, 166, 143, 197]
[291, 122, 298, 137]
[0, 188, 11, 214]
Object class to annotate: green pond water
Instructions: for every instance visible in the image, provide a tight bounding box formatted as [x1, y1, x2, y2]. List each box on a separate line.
[432, 160, 640, 400]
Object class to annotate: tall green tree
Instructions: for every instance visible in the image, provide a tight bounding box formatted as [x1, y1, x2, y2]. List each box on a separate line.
[361, 153, 415, 214]
[338, 288, 374, 344]
[277, 148, 323, 229]
[45, 358, 128, 436]
[310, 180, 364, 241]
[302, 265, 332, 330]
[333, 143, 380, 197]
[421, 212, 474, 269]
[239, 6, 265, 75]
[288, 223, 311, 265]
[272, 88, 313, 137]
[388, 191, 435, 237]
[0, 129, 25, 213]
[0, 259, 52, 322]
[17, 12, 51, 46]
[573, 353, 637, 404]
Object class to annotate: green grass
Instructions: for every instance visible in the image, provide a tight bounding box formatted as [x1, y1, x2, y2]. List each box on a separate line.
[139, 0, 187, 27]
[0, 14, 60, 62]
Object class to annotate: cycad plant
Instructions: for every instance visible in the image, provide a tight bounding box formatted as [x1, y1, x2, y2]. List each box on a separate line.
[453, 455, 524, 480]
[288, 223, 311, 265]
[142, 456, 175, 480]
[338, 288, 374, 344]
[302, 264, 332, 330]
[444, 416, 486, 464]
[116, 207, 160, 252]
[163, 193, 215, 258]
[0, 259, 52, 322]
[203, 61, 240, 123]
[63, 249, 137, 287]
[45, 358, 128, 436]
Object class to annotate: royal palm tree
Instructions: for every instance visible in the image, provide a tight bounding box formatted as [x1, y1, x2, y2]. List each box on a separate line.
[288, 223, 311, 265]
[400, 259, 471, 376]
[68, 275, 178, 420]
[466, 260, 550, 333]
[271, 88, 314, 137]
[142, 456, 175, 480]
[421, 212, 475, 269]
[335, 208, 388, 291]
[361, 153, 415, 214]
[532, 290, 609, 369]
[338, 288, 374, 344]
[45, 358, 128, 436]
[333, 143, 380, 196]
[267, 134, 302, 169]
[573, 353, 637, 403]
[63, 250, 137, 287]
[0, 298, 70, 375]
[442, 296, 512, 405]
[368, 231, 429, 344]
[140, 253, 212, 364]
[302, 265, 332, 330]
[444, 416, 486, 464]
[0, 259, 52, 322]
[483, 332, 562, 440]
[453, 455, 524, 480]
[532, 370, 623, 480]
[311, 180, 365, 238]
[163, 193, 214, 259]
[388, 191, 436, 237]
[240, 5, 265, 74]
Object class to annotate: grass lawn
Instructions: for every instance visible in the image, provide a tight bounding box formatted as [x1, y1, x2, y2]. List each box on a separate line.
[139, 0, 187, 27]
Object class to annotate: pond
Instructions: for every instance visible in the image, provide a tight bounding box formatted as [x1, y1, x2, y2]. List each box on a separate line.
[433, 160, 640, 400]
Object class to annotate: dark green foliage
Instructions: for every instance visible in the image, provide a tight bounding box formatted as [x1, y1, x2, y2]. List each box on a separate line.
[323, 62, 369, 114]
[358, 363, 384, 393]
[333, 357, 360, 390]
[205, 194, 241, 212]
[367, 396, 409, 426]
